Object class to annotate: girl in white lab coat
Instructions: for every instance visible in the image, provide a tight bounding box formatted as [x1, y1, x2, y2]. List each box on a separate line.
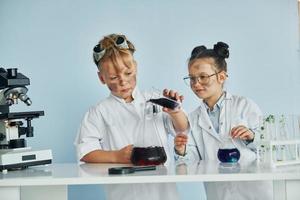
[174, 42, 273, 200]
[75, 34, 189, 200]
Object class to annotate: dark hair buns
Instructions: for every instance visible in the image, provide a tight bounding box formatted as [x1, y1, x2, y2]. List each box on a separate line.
[191, 45, 207, 58]
[213, 42, 229, 59]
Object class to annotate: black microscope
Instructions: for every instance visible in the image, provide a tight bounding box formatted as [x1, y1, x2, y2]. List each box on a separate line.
[0, 68, 52, 171]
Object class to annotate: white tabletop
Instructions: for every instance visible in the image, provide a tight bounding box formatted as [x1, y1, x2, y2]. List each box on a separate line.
[0, 160, 300, 186]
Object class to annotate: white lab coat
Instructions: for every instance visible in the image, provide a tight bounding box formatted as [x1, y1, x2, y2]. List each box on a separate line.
[75, 87, 179, 200]
[180, 92, 273, 200]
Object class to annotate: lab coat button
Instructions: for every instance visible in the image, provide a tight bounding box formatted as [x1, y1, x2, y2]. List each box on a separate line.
[209, 126, 212, 129]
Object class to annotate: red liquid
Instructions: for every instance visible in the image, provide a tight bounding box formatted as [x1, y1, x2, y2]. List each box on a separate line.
[148, 98, 179, 109]
[130, 146, 167, 166]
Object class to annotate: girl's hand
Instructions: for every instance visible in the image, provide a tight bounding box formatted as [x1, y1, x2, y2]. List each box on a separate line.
[115, 144, 133, 163]
[162, 89, 184, 114]
[231, 125, 254, 141]
[174, 133, 188, 156]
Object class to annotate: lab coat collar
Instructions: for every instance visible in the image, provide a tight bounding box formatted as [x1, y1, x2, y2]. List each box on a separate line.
[197, 91, 233, 142]
[203, 91, 225, 112]
[109, 87, 145, 119]
[109, 87, 139, 104]
[198, 91, 232, 112]
[197, 106, 221, 142]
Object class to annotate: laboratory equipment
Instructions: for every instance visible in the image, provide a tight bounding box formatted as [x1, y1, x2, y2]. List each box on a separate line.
[217, 136, 240, 164]
[147, 87, 181, 110]
[257, 114, 300, 167]
[217, 146, 240, 163]
[217, 97, 240, 164]
[130, 90, 168, 166]
[131, 146, 167, 165]
[0, 68, 52, 171]
[148, 97, 180, 110]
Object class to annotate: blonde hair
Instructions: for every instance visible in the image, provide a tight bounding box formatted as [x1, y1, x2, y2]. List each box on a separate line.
[93, 34, 135, 70]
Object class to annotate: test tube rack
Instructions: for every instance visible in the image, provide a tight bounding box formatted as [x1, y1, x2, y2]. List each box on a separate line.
[257, 139, 300, 167]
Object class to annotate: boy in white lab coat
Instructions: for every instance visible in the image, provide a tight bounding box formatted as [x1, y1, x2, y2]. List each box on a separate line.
[75, 33, 189, 200]
[174, 42, 273, 200]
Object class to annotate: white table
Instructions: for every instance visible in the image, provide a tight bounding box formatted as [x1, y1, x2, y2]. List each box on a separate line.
[0, 161, 300, 200]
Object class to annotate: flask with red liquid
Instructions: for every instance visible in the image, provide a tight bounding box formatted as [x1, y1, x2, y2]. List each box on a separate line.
[130, 91, 168, 166]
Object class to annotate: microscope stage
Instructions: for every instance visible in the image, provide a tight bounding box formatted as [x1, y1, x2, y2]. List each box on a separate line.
[0, 149, 52, 171]
[0, 111, 44, 120]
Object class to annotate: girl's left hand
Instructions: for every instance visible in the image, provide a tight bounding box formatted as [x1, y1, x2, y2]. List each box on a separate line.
[231, 125, 254, 141]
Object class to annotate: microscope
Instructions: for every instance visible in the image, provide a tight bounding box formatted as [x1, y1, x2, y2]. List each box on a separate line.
[0, 68, 52, 171]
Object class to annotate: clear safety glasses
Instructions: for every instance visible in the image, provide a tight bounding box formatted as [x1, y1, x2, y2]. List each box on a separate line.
[183, 71, 221, 86]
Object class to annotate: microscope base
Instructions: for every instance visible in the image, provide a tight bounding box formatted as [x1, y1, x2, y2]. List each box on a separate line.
[0, 149, 52, 171]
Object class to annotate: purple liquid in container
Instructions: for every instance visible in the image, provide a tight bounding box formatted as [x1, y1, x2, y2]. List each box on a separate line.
[217, 148, 240, 163]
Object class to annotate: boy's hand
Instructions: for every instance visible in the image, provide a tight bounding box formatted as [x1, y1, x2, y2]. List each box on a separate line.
[231, 125, 254, 141]
[174, 133, 188, 156]
[115, 145, 133, 163]
[162, 89, 184, 114]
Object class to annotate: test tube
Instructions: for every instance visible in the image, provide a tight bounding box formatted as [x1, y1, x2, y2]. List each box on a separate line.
[264, 114, 276, 141]
[285, 114, 297, 140]
[277, 115, 288, 140]
[296, 115, 300, 139]
[297, 144, 300, 160]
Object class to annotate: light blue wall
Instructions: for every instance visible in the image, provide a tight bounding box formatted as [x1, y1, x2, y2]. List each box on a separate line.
[0, 0, 299, 200]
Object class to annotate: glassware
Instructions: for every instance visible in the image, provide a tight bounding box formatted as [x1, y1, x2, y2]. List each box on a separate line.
[277, 115, 299, 161]
[148, 98, 180, 110]
[287, 114, 300, 140]
[131, 146, 167, 165]
[296, 116, 300, 139]
[264, 114, 276, 140]
[130, 89, 167, 166]
[257, 114, 300, 167]
[257, 116, 266, 141]
[277, 115, 288, 140]
[147, 88, 181, 110]
[217, 97, 240, 165]
[296, 145, 299, 161]
[217, 137, 240, 163]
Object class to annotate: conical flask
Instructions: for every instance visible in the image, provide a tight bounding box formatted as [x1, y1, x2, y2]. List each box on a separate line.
[217, 97, 240, 164]
[130, 91, 167, 166]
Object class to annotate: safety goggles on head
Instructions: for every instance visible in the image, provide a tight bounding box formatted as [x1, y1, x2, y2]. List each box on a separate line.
[93, 35, 130, 65]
